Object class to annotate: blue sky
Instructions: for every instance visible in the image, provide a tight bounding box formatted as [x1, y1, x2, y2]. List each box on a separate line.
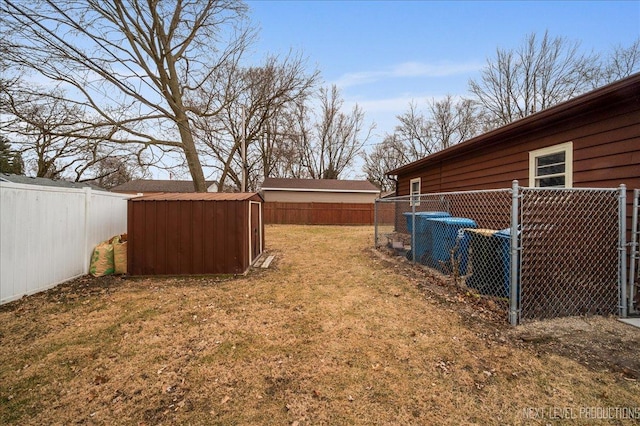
[247, 0, 640, 156]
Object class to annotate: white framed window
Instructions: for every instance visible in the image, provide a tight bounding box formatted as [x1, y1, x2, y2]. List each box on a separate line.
[410, 177, 421, 206]
[528, 142, 573, 188]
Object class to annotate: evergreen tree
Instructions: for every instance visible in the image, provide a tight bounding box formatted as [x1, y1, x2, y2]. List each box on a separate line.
[0, 136, 23, 174]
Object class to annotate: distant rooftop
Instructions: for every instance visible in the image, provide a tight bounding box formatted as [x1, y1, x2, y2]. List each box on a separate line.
[0, 173, 107, 191]
[111, 179, 217, 193]
[261, 178, 380, 193]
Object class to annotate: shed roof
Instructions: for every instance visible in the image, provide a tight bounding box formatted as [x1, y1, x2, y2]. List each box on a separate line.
[387, 72, 640, 176]
[111, 179, 216, 193]
[0, 173, 107, 191]
[129, 192, 263, 202]
[261, 177, 379, 193]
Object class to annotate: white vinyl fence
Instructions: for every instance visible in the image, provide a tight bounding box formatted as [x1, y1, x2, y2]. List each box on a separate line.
[0, 182, 131, 304]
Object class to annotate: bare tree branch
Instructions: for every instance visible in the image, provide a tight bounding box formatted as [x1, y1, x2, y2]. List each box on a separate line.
[1, 0, 252, 191]
[469, 31, 600, 128]
[301, 85, 374, 179]
[193, 52, 319, 190]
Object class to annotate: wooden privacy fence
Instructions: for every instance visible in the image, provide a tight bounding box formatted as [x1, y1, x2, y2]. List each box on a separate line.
[264, 202, 395, 225]
[0, 182, 131, 304]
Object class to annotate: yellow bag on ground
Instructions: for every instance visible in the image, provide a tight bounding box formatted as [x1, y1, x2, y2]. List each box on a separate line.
[90, 241, 115, 277]
[112, 234, 128, 275]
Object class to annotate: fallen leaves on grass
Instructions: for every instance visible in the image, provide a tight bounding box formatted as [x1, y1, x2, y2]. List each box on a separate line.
[0, 225, 639, 425]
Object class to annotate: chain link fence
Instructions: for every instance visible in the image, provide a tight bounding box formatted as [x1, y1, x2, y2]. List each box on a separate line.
[374, 183, 627, 324]
[519, 187, 620, 320]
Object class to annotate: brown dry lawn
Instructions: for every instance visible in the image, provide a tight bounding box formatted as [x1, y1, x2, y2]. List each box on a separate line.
[1, 225, 639, 425]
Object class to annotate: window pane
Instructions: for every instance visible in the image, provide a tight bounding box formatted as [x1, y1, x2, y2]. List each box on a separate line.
[537, 152, 565, 167]
[537, 163, 565, 175]
[410, 180, 420, 206]
[535, 151, 566, 188]
[537, 176, 565, 187]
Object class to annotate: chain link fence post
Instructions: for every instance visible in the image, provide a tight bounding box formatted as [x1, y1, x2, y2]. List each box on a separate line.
[619, 184, 627, 318]
[509, 180, 520, 326]
[629, 189, 639, 315]
[411, 194, 416, 264]
[374, 198, 379, 249]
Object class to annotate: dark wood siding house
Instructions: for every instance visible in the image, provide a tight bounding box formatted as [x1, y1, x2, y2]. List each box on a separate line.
[388, 73, 640, 200]
[387, 74, 640, 320]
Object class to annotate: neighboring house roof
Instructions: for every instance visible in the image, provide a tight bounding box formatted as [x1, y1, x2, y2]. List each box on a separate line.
[387, 72, 640, 176]
[130, 192, 263, 202]
[0, 173, 107, 191]
[110, 179, 216, 193]
[261, 178, 380, 193]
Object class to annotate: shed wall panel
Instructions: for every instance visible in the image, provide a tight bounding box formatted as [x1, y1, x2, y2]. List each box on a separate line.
[212, 202, 226, 273]
[191, 201, 204, 274]
[179, 202, 193, 274]
[167, 202, 181, 274]
[154, 202, 167, 275]
[202, 203, 216, 273]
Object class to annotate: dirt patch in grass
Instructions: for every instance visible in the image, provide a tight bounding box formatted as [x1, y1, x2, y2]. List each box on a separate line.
[1, 225, 639, 425]
[508, 316, 640, 380]
[373, 245, 640, 381]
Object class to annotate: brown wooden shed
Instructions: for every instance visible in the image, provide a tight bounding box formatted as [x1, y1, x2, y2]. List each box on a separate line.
[127, 192, 264, 276]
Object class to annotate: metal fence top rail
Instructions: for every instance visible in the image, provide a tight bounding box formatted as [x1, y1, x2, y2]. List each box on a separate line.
[522, 186, 619, 193]
[377, 185, 621, 203]
[378, 188, 512, 202]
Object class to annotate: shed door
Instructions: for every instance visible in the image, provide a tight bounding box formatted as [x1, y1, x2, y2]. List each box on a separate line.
[250, 201, 262, 262]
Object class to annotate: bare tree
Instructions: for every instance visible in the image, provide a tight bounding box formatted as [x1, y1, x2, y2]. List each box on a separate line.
[362, 134, 406, 192]
[469, 31, 600, 128]
[194, 53, 318, 191]
[1, 0, 252, 191]
[2, 86, 93, 178]
[1, 84, 145, 182]
[80, 155, 148, 189]
[394, 101, 434, 162]
[428, 96, 482, 149]
[597, 38, 640, 86]
[283, 99, 315, 178]
[1, 70, 158, 184]
[299, 85, 374, 179]
[370, 32, 640, 185]
[365, 95, 481, 185]
[258, 113, 309, 180]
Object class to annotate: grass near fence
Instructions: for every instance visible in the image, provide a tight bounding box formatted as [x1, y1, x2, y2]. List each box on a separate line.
[0, 225, 638, 425]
